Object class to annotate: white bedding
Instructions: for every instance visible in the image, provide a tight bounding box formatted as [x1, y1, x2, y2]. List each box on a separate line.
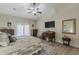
[0, 36, 42, 55]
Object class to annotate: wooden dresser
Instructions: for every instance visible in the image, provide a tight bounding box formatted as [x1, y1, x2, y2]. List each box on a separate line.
[0, 29, 14, 35]
[41, 31, 55, 42]
[32, 29, 38, 37]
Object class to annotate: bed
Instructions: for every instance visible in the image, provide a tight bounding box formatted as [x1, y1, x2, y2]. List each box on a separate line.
[0, 29, 42, 55]
[0, 35, 42, 55]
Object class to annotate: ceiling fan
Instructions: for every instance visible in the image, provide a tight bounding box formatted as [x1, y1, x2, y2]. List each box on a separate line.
[27, 3, 42, 15]
[12, 3, 42, 16]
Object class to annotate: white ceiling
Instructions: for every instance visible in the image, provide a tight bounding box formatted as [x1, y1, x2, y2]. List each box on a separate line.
[0, 3, 68, 20]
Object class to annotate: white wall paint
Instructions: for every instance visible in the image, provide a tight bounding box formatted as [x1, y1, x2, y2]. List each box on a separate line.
[0, 14, 36, 35]
[37, 4, 79, 48]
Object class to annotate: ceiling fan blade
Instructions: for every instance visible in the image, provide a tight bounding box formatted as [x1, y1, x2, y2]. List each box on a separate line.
[27, 9, 33, 14]
[37, 11, 42, 14]
[27, 7, 34, 10]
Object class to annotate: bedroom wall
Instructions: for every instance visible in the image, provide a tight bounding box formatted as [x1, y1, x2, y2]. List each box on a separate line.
[37, 4, 79, 48]
[0, 14, 36, 35]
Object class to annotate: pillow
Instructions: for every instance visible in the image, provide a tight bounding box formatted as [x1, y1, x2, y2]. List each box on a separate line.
[0, 38, 9, 46]
[0, 33, 8, 39]
[0, 33, 9, 46]
[12, 36, 17, 41]
[8, 35, 17, 43]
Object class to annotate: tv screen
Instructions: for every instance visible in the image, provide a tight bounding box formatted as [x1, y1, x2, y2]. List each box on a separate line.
[45, 21, 55, 28]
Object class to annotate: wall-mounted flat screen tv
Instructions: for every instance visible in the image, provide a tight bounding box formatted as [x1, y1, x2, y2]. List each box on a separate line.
[45, 21, 55, 28]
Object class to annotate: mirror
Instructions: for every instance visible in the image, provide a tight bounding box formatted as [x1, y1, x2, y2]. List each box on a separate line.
[62, 19, 76, 34]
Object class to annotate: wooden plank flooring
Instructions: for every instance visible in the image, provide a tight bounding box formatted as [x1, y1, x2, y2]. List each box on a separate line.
[40, 40, 79, 55]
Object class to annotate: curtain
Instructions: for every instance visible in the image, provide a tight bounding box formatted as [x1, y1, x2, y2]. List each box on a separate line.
[16, 24, 30, 36]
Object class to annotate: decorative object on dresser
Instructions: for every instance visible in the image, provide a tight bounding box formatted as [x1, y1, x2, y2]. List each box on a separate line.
[7, 22, 12, 27]
[0, 29, 14, 35]
[62, 36, 71, 46]
[7, 22, 12, 29]
[41, 31, 55, 42]
[32, 29, 38, 37]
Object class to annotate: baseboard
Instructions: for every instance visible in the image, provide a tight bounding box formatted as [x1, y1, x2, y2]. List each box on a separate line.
[70, 45, 79, 49]
[56, 40, 79, 49]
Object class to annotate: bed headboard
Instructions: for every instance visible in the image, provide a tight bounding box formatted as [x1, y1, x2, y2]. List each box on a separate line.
[0, 29, 14, 35]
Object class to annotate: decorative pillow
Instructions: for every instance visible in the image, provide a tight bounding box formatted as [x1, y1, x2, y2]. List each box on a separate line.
[8, 35, 17, 43]
[12, 36, 17, 41]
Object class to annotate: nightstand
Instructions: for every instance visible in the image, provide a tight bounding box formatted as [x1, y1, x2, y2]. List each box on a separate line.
[62, 37, 71, 46]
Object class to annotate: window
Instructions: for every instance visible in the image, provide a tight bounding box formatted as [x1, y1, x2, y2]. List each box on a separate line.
[16, 24, 30, 36]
